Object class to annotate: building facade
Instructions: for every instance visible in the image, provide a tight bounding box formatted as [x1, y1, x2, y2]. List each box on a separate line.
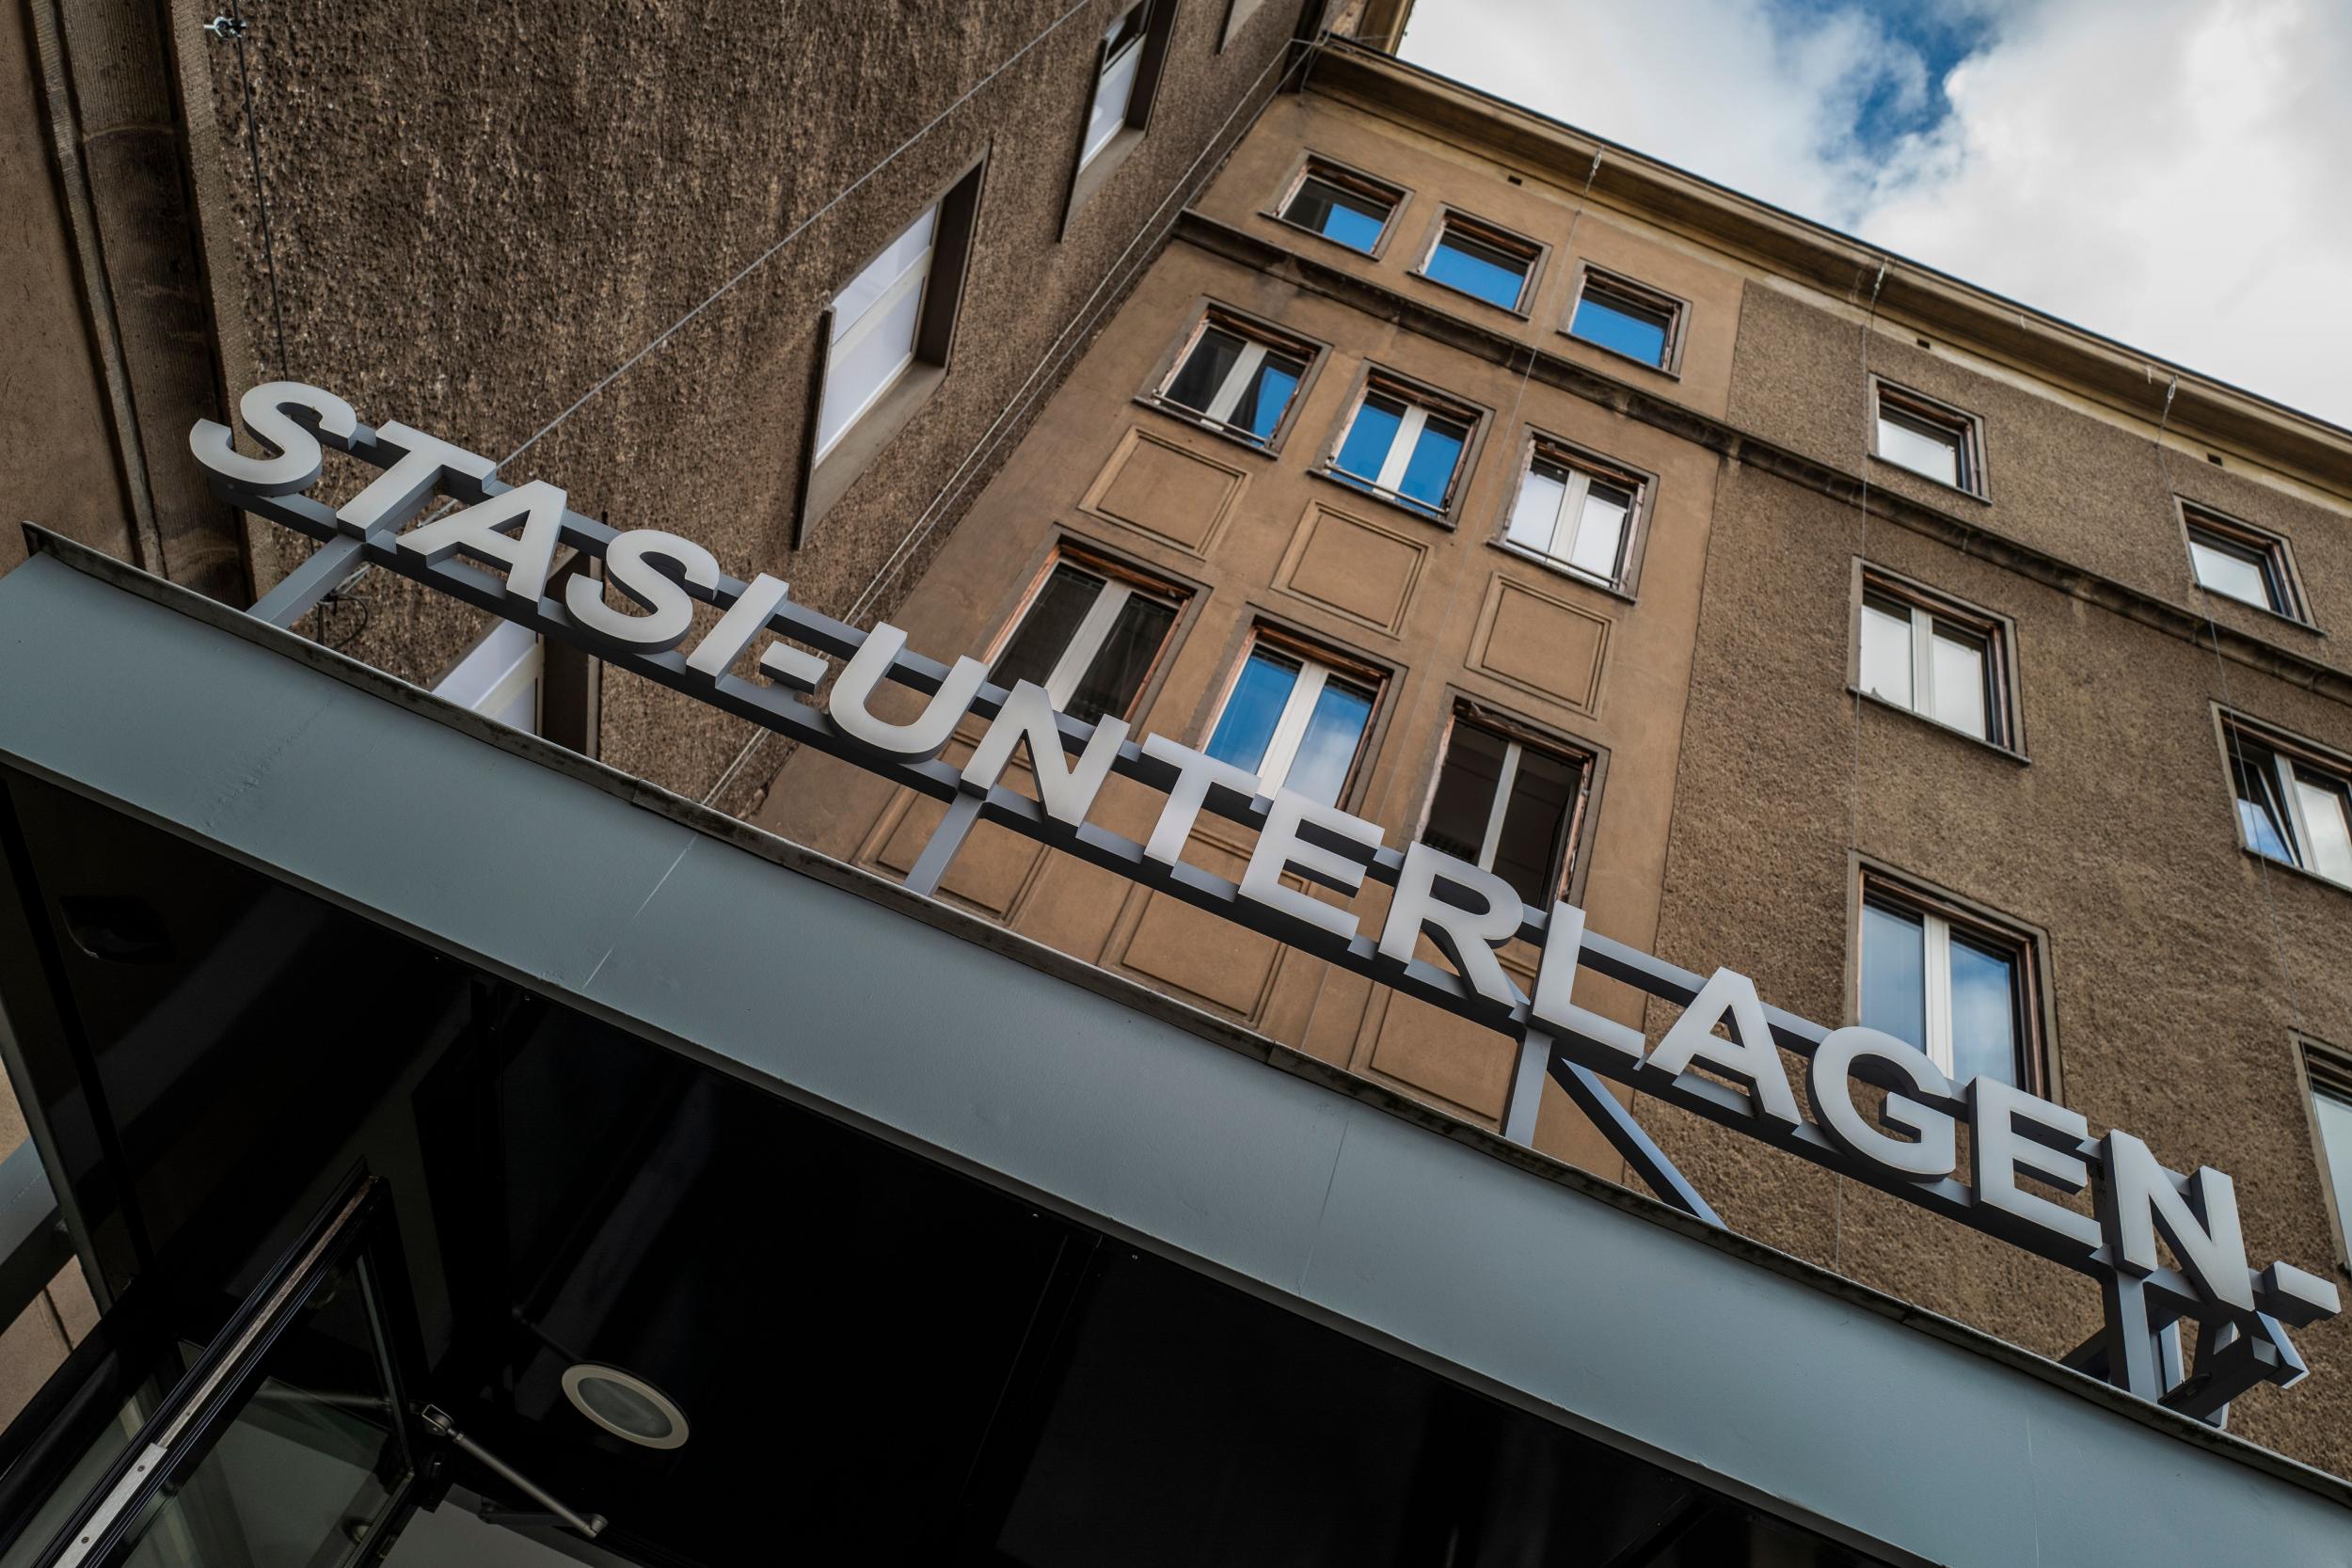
[760, 39, 2352, 1477]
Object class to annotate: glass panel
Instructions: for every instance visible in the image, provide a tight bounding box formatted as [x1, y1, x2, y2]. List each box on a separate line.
[1947, 934, 2021, 1090]
[1162, 327, 1246, 416]
[1228, 355, 1305, 444]
[830, 208, 938, 341]
[1930, 624, 1990, 739]
[1859, 600, 1915, 709]
[1083, 8, 1148, 165]
[1504, 461, 1569, 556]
[1204, 650, 1300, 777]
[1569, 288, 1673, 366]
[1860, 901, 1927, 1052]
[115, 1255, 406, 1568]
[1280, 176, 1391, 251]
[2294, 771, 2352, 885]
[1876, 409, 1963, 486]
[818, 270, 926, 454]
[2233, 743, 2296, 863]
[1333, 393, 1405, 483]
[1063, 594, 1177, 727]
[1395, 417, 1466, 512]
[1423, 228, 1529, 309]
[1565, 483, 1632, 581]
[2313, 1083, 2352, 1240]
[2189, 532, 2278, 610]
[1421, 722, 1509, 863]
[1283, 678, 1374, 807]
[1492, 746, 1578, 908]
[992, 565, 1104, 692]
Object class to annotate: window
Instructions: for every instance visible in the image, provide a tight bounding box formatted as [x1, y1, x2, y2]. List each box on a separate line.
[1274, 158, 1403, 254]
[1083, 3, 1152, 167]
[1204, 635, 1380, 806]
[1872, 382, 1982, 495]
[1858, 878, 2041, 1092]
[1326, 374, 1477, 521]
[2185, 504, 2303, 621]
[1417, 213, 1541, 312]
[1153, 309, 1315, 449]
[1502, 438, 1644, 590]
[1855, 574, 2010, 747]
[989, 553, 1184, 727]
[1566, 269, 1683, 371]
[1420, 712, 1591, 909]
[803, 160, 983, 534]
[2300, 1041, 2352, 1264]
[2227, 721, 2352, 887]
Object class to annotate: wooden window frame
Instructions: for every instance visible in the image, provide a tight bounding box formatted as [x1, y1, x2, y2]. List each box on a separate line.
[1561, 262, 1690, 377]
[1491, 428, 1655, 599]
[1137, 303, 1328, 457]
[1852, 861, 2056, 1100]
[793, 153, 987, 546]
[1847, 562, 2026, 758]
[1197, 620, 1391, 810]
[1264, 150, 1411, 259]
[1410, 206, 1548, 318]
[1314, 364, 1489, 528]
[2217, 708, 2352, 894]
[980, 537, 1196, 727]
[2178, 499, 2312, 627]
[1413, 696, 1604, 911]
[1869, 377, 1990, 501]
[2290, 1034, 2352, 1275]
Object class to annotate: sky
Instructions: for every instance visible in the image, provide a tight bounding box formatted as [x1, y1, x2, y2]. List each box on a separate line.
[1398, 0, 2352, 430]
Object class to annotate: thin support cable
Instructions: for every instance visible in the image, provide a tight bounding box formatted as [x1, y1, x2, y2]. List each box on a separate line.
[226, 0, 289, 378]
[1837, 253, 1891, 1274]
[703, 34, 1319, 810]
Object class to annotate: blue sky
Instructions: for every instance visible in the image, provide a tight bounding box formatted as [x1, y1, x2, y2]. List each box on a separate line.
[1400, 0, 2352, 428]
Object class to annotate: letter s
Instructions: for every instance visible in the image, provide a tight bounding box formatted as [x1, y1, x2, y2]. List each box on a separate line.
[188, 381, 358, 494]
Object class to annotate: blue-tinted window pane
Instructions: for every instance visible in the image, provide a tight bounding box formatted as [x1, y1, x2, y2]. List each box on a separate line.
[1335, 395, 1404, 483]
[1204, 651, 1298, 777]
[1231, 356, 1305, 443]
[1396, 418, 1467, 512]
[1570, 290, 1673, 366]
[1948, 936, 2020, 1089]
[1424, 230, 1529, 309]
[2233, 746, 2294, 863]
[1860, 902, 1926, 1051]
[1283, 177, 1390, 252]
[1285, 679, 1374, 807]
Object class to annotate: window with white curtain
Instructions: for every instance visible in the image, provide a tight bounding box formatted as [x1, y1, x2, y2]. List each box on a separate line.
[2228, 722, 2352, 888]
[816, 206, 938, 463]
[1856, 576, 2008, 747]
[1083, 3, 1152, 167]
[1502, 442, 1643, 589]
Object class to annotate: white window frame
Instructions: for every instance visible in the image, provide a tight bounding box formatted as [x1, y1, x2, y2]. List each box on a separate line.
[1870, 382, 1981, 495]
[1037, 574, 1175, 715]
[816, 212, 937, 464]
[1275, 159, 1402, 253]
[1504, 447, 1640, 588]
[2185, 510, 2299, 620]
[1158, 315, 1313, 443]
[1862, 889, 2033, 1088]
[2233, 729, 2352, 887]
[1210, 643, 1375, 798]
[1329, 381, 1472, 516]
[1860, 592, 1996, 740]
[1083, 2, 1150, 168]
[1418, 214, 1538, 312]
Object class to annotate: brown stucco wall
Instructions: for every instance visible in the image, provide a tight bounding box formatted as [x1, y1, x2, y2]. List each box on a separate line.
[1647, 447, 2352, 1474]
[198, 0, 1315, 801]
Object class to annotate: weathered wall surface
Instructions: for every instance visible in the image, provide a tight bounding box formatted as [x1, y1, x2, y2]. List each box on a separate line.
[1649, 401, 2352, 1473]
[199, 0, 1314, 802]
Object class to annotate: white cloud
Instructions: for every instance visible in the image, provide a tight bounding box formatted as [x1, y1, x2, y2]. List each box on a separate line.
[1400, 0, 2352, 429]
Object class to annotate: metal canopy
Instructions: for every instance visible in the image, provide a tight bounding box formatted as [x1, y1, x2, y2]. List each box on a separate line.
[1, 541, 2348, 1567]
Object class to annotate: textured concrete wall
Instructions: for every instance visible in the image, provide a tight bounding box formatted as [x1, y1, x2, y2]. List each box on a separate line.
[199, 0, 1312, 801]
[1649, 435, 2352, 1474]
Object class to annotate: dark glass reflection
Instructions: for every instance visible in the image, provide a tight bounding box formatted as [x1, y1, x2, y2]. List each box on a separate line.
[1228, 354, 1305, 444]
[993, 566, 1103, 693]
[1492, 745, 1577, 909]
[1422, 723, 1510, 863]
[1282, 176, 1390, 251]
[1064, 593, 1176, 726]
[1163, 328, 1246, 417]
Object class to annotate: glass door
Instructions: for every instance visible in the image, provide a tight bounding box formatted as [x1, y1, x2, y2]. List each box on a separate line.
[15, 1173, 425, 1568]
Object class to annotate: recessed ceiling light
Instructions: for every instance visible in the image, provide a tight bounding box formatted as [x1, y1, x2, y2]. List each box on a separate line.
[561, 1364, 689, 1450]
